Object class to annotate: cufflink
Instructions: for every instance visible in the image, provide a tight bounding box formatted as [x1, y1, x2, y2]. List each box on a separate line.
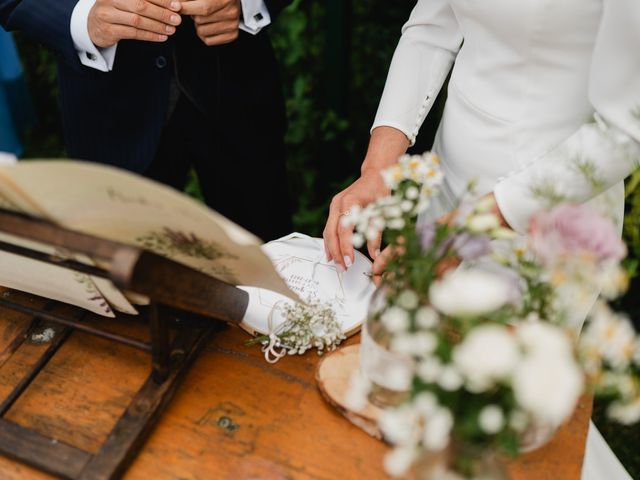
[253, 12, 264, 22]
[86, 52, 97, 61]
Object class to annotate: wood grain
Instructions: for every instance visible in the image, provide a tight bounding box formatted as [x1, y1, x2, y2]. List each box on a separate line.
[0, 293, 591, 480]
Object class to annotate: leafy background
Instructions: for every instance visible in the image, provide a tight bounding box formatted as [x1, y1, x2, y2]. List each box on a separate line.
[12, 0, 639, 475]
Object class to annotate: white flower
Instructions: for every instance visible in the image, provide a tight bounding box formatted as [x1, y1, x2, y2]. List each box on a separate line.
[365, 226, 380, 241]
[492, 227, 518, 240]
[474, 196, 497, 213]
[406, 186, 419, 200]
[607, 399, 640, 425]
[512, 353, 584, 425]
[352, 232, 365, 248]
[586, 303, 637, 370]
[422, 407, 453, 451]
[397, 290, 420, 310]
[387, 218, 406, 230]
[384, 447, 417, 478]
[478, 405, 505, 434]
[430, 269, 512, 317]
[401, 200, 414, 212]
[453, 324, 519, 391]
[391, 332, 437, 357]
[516, 321, 574, 359]
[385, 205, 403, 219]
[413, 391, 438, 417]
[415, 306, 439, 329]
[467, 213, 501, 233]
[381, 306, 410, 332]
[371, 216, 386, 231]
[438, 365, 464, 391]
[417, 357, 443, 383]
[598, 264, 629, 300]
[379, 405, 421, 446]
[381, 363, 414, 392]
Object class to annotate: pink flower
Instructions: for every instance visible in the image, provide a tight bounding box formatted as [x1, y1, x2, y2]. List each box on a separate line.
[529, 204, 626, 266]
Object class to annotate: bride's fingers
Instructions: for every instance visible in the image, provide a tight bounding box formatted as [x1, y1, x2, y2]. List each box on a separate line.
[338, 219, 355, 270]
[372, 246, 392, 277]
[323, 196, 344, 267]
[367, 231, 382, 260]
[337, 193, 362, 270]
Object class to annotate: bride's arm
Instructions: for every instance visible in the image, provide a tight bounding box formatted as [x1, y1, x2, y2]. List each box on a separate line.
[493, 0, 640, 234]
[323, 0, 463, 270]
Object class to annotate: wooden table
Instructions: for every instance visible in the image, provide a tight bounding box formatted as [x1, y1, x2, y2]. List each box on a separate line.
[0, 290, 591, 479]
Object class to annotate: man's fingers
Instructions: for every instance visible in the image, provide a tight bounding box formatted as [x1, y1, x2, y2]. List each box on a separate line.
[113, 0, 182, 25]
[106, 9, 178, 34]
[200, 31, 239, 46]
[147, 0, 182, 11]
[195, 19, 238, 38]
[179, 0, 226, 16]
[110, 24, 169, 42]
[191, 0, 238, 23]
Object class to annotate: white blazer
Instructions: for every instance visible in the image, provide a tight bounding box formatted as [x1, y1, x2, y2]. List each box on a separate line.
[372, 0, 640, 233]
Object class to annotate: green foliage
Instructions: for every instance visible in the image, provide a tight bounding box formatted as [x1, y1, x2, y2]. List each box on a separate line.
[13, 33, 65, 158]
[269, 1, 420, 235]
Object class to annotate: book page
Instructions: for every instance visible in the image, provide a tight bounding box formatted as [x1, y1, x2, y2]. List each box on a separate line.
[0, 161, 298, 304]
[0, 231, 115, 317]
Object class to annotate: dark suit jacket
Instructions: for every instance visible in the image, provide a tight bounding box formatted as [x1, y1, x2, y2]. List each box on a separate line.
[0, 0, 291, 172]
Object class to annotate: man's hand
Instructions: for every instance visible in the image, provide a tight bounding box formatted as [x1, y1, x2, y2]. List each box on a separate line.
[180, 0, 240, 46]
[88, 0, 183, 48]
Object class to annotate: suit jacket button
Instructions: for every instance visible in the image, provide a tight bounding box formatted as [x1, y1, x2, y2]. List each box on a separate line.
[155, 56, 167, 69]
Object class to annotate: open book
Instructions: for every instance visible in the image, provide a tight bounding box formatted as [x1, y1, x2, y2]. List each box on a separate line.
[0, 160, 298, 317]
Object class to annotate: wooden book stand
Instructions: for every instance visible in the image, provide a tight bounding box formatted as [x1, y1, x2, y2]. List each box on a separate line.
[0, 208, 249, 479]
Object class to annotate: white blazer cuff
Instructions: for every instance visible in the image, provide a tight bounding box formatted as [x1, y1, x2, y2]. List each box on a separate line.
[239, 0, 271, 34]
[70, 0, 117, 72]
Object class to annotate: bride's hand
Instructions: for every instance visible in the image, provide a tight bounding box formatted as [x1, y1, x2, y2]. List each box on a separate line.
[323, 169, 388, 272]
[323, 126, 411, 272]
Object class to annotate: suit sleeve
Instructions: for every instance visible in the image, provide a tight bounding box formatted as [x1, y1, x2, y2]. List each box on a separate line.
[371, 0, 463, 145]
[493, 0, 640, 233]
[1, 0, 81, 68]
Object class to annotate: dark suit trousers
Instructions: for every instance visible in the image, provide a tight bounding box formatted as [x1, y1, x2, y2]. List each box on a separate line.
[145, 91, 293, 242]
[145, 30, 293, 242]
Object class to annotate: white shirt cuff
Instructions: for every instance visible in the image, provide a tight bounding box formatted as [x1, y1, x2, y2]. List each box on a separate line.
[239, 0, 271, 35]
[70, 0, 117, 72]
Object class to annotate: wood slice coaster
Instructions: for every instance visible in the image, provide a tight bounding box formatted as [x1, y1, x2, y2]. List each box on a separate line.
[315, 344, 384, 440]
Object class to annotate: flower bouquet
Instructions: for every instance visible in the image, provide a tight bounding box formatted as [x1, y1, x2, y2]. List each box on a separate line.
[332, 152, 640, 479]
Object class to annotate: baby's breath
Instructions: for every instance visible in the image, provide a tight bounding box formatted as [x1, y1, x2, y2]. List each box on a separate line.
[249, 300, 346, 362]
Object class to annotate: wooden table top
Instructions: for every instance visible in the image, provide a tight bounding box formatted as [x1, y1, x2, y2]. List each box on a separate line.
[0, 290, 591, 479]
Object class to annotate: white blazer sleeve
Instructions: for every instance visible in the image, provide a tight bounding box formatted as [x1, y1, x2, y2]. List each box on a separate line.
[371, 0, 462, 145]
[493, 0, 640, 233]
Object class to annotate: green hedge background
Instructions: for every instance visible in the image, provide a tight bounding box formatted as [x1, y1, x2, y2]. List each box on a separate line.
[12, 1, 640, 475]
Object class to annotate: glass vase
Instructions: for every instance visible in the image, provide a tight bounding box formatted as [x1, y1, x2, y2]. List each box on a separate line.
[415, 442, 510, 480]
[359, 285, 413, 408]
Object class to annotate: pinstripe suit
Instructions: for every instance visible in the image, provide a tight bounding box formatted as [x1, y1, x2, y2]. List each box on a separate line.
[1, 0, 294, 240]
